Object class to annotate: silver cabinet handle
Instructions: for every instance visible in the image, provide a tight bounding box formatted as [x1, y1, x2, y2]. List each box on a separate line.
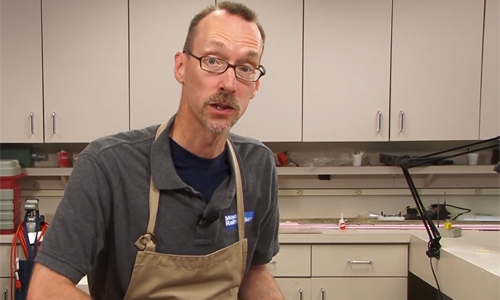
[52, 112, 56, 133]
[377, 110, 382, 132]
[269, 259, 276, 264]
[4, 288, 7, 300]
[348, 260, 372, 264]
[321, 288, 325, 300]
[30, 112, 34, 134]
[299, 288, 303, 300]
[399, 110, 405, 132]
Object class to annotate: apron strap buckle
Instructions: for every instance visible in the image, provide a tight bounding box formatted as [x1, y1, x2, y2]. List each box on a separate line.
[134, 232, 157, 251]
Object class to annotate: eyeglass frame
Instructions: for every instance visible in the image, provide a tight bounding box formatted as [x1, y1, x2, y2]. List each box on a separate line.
[184, 51, 266, 82]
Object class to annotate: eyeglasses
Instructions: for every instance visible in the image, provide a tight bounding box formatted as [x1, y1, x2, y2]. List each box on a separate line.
[185, 51, 266, 82]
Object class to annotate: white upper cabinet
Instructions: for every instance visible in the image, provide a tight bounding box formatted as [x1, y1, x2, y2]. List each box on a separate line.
[303, 0, 392, 142]
[229, 0, 303, 142]
[391, 0, 484, 141]
[130, 0, 303, 142]
[0, 0, 43, 143]
[480, 0, 499, 140]
[42, 0, 129, 142]
[129, 0, 214, 130]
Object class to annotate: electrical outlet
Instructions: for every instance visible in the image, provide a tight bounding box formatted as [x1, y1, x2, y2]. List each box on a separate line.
[377, 215, 405, 221]
[355, 189, 362, 195]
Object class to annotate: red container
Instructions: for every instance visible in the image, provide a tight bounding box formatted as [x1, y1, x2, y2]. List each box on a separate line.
[57, 150, 70, 167]
[0, 160, 26, 234]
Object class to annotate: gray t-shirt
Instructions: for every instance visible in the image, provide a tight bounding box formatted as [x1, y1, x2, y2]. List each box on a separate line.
[35, 117, 280, 300]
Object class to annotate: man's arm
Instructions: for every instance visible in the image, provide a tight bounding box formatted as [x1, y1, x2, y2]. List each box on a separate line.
[238, 264, 285, 300]
[27, 263, 92, 300]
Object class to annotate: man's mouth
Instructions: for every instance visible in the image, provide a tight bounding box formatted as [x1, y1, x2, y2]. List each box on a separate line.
[210, 103, 234, 110]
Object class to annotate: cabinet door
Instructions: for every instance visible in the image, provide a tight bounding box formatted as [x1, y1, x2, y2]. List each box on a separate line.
[391, 0, 484, 141]
[0, 277, 14, 300]
[0, 0, 43, 142]
[303, 0, 392, 142]
[275, 278, 311, 300]
[129, 0, 214, 130]
[229, 0, 303, 142]
[480, 0, 499, 139]
[311, 278, 407, 300]
[268, 244, 311, 277]
[42, 0, 129, 142]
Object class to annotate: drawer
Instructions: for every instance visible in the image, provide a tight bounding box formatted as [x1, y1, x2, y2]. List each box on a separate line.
[312, 244, 408, 277]
[268, 244, 311, 277]
[275, 278, 311, 300]
[0, 243, 25, 277]
[0, 277, 15, 300]
[0, 244, 12, 277]
[311, 277, 407, 300]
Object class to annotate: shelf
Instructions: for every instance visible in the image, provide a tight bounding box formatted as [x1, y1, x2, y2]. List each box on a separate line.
[22, 167, 73, 176]
[22, 167, 72, 187]
[21, 165, 498, 177]
[276, 165, 498, 176]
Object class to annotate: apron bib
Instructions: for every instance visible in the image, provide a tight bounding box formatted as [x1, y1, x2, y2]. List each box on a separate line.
[123, 123, 248, 300]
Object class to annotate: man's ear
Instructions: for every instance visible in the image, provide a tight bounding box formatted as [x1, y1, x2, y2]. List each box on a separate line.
[250, 79, 260, 99]
[174, 52, 185, 84]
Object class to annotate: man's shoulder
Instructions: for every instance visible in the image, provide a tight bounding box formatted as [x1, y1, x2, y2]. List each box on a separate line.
[229, 132, 272, 156]
[82, 125, 160, 157]
[228, 133, 275, 170]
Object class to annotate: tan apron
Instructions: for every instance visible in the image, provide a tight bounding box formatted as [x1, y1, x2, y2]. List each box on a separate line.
[123, 123, 248, 300]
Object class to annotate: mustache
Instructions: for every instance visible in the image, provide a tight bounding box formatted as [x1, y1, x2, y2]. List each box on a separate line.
[204, 93, 241, 110]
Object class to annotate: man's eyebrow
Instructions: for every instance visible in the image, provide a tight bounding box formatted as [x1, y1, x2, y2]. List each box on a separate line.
[206, 40, 226, 49]
[205, 40, 261, 62]
[241, 51, 260, 61]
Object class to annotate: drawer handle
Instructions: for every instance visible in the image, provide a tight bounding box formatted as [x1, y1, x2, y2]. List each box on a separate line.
[321, 288, 325, 300]
[348, 260, 372, 264]
[52, 112, 56, 134]
[399, 110, 405, 132]
[30, 112, 35, 134]
[4, 288, 7, 300]
[377, 110, 382, 133]
[299, 288, 303, 300]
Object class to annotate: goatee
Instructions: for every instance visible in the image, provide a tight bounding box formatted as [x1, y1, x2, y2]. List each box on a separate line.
[200, 93, 241, 135]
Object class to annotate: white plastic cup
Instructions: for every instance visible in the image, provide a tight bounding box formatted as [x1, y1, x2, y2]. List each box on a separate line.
[352, 154, 363, 167]
[467, 153, 479, 165]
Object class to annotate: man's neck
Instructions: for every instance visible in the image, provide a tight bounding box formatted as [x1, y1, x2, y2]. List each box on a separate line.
[170, 112, 228, 159]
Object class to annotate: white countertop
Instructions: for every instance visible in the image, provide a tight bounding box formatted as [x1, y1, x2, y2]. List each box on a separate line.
[408, 230, 500, 300]
[410, 230, 500, 277]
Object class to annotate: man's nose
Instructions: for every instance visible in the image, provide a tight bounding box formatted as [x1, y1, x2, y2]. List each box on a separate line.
[219, 66, 237, 93]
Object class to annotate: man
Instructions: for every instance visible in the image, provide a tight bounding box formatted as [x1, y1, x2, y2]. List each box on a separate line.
[27, 2, 284, 300]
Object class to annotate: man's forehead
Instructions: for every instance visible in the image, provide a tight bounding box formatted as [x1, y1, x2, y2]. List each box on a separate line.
[197, 11, 262, 43]
[194, 11, 263, 56]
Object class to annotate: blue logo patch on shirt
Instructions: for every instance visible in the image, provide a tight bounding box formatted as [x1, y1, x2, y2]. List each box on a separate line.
[225, 211, 254, 231]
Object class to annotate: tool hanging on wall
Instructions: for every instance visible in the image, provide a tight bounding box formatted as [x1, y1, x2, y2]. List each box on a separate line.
[10, 199, 49, 300]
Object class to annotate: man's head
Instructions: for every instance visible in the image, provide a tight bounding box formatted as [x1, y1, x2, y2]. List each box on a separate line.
[174, 2, 266, 136]
[182, 2, 266, 55]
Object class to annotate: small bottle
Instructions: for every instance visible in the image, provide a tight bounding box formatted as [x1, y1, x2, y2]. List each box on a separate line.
[57, 150, 70, 167]
[338, 213, 346, 230]
[444, 218, 452, 230]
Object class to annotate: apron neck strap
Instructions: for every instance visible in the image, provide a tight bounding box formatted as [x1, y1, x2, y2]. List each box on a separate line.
[226, 140, 245, 241]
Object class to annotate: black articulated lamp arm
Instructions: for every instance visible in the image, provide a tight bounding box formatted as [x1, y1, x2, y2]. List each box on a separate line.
[394, 135, 499, 260]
